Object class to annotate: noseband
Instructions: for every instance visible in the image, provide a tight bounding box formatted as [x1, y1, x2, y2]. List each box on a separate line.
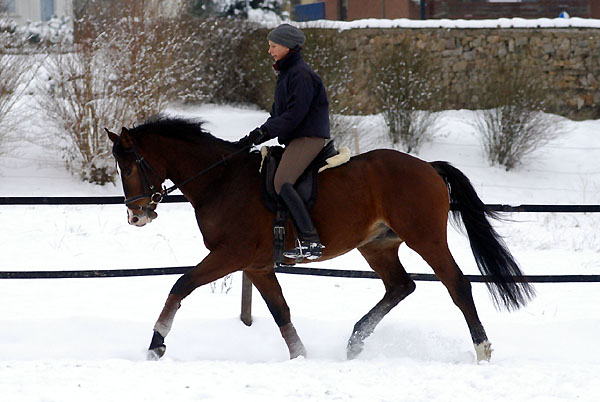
[122, 145, 166, 211]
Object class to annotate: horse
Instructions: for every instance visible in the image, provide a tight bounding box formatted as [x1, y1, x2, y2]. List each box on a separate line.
[106, 116, 534, 363]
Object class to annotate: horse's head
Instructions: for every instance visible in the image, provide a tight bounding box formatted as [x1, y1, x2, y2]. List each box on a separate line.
[106, 127, 165, 227]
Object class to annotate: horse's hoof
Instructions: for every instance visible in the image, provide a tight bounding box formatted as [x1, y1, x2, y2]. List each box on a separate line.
[148, 330, 166, 360]
[474, 340, 493, 363]
[289, 342, 307, 359]
[346, 338, 364, 360]
[147, 346, 166, 360]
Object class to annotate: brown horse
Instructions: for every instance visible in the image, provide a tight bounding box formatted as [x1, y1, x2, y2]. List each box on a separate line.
[106, 116, 534, 363]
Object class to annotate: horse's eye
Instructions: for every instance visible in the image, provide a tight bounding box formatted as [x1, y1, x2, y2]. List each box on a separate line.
[123, 168, 133, 176]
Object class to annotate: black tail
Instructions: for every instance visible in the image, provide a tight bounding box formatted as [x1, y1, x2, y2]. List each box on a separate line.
[431, 161, 535, 311]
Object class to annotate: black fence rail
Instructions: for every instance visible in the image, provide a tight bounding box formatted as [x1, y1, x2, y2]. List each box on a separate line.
[2, 195, 600, 212]
[273, 266, 600, 283]
[1, 265, 598, 282]
[0, 195, 186, 205]
[1, 197, 599, 283]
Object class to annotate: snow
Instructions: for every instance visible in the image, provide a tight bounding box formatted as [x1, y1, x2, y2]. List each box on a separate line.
[275, 17, 600, 30]
[1, 103, 599, 401]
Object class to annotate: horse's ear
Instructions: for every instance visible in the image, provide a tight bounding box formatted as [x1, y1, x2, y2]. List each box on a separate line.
[105, 128, 119, 144]
[120, 127, 133, 148]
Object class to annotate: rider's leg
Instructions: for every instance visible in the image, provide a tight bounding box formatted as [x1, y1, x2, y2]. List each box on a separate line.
[273, 137, 326, 194]
[274, 137, 326, 259]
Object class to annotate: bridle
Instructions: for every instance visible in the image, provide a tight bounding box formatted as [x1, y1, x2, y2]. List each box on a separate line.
[122, 145, 166, 211]
[117, 140, 252, 212]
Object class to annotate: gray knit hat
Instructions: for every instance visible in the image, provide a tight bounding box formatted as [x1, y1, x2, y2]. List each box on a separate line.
[267, 24, 306, 49]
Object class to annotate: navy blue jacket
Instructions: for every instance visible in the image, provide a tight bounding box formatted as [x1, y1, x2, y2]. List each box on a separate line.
[261, 48, 330, 146]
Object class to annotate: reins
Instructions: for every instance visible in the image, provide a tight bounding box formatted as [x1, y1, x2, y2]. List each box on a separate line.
[125, 141, 253, 209]
[163, 144, 252, 196]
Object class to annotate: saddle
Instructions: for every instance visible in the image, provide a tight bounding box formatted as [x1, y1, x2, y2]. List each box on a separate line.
[259, 141, 351, 265]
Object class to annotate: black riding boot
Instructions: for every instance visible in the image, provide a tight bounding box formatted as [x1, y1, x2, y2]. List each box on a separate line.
[279, 182, 324, 260]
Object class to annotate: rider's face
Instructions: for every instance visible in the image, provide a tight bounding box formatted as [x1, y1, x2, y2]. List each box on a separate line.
[268, 41, 290, 62]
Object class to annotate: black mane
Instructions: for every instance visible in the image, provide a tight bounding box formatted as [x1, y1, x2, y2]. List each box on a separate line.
[129, 115, 238, 149]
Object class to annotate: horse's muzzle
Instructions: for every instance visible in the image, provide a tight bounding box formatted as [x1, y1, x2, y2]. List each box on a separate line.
[127, 207, 158, 227]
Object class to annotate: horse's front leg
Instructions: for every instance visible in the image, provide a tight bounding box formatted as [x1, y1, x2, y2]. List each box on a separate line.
[244, 268, 307, 359]
[148, 250, 242, 360]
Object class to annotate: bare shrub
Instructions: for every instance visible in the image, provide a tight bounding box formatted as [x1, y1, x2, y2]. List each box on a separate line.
[39, 1, 267, 184]
[329, 115, 359, 153]
[39, 50, 132, 184]
[179, 17, 264, 105]
[372, 40, 442, 153]
[329, 114, 385, 155]
[473, 61, 563, 170]
[76, 0, 195, 120]
[0, 54, 24, 156]
[0, 13, 34, 158]
[302, 28, 353, 147]
[302, 28, 351, 116]
[38, 0, 202, 184]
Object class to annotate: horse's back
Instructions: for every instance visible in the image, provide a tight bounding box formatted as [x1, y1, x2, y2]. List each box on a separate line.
[313, 148, 450, 245]
[321, 148, 448, 202]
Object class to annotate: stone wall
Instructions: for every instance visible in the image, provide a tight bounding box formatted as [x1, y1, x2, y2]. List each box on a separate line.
[329, 27, 600, 120]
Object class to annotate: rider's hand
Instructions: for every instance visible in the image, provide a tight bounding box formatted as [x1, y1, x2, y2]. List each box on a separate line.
[236, 127, 266, 149]
[248, 127, 266, 145]
[235, 135, 252, 149]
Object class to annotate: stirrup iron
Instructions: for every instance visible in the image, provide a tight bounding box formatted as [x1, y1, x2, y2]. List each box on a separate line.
[283, 239, 324, 261]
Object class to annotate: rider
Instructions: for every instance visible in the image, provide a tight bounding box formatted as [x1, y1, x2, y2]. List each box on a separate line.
[236, 23, 330, 260]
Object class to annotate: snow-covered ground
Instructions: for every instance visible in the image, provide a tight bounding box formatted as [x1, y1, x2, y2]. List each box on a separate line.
[1, 104, 599, 401]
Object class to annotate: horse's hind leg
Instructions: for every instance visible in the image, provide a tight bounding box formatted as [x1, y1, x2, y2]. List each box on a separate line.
[347, 239, 416, 359]
[410, 239, 492, 362]
[243, 268, 307, 359]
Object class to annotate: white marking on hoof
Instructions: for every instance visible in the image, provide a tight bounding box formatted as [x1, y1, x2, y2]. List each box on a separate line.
[147, 347, 165, 361]
[474, 340, 493, 363]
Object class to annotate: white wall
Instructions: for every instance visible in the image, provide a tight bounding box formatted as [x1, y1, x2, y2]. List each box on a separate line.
[8, 0, 73, 24]
[5, 1, 187, 23]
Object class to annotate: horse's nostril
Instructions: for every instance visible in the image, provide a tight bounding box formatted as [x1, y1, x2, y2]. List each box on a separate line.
[132, 216, 139, 223]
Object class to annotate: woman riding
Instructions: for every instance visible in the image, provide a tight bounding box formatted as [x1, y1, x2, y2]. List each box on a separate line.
[236, 23, 330, 260]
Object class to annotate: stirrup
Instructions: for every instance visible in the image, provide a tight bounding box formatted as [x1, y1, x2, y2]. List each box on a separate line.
[283, 239, 324, 261]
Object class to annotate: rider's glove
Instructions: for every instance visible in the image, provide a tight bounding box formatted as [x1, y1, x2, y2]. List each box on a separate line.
[236, 127, 266, 149]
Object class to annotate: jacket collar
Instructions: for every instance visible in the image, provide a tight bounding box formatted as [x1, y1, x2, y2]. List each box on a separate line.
[273, 46, 303, 72]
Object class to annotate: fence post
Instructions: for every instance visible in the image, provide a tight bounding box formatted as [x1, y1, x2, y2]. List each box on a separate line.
[240, 272, 253, 326]
[353, 127, 360, 155]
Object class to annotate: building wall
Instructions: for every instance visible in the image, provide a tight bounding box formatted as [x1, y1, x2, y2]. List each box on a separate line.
[346, 0, 419, 20]
[9, 0, 72, 23]
[156, 0, 185, 17]
[591, 0, 600, 18]
[297, 0, 599, 21]
[296, 0, 420, 20]
[429, 0, 593, 19]
[296, 0, 341, 20]
[324, 0, 341, 20]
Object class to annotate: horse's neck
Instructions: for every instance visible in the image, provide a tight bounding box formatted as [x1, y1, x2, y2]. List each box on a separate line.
[157, 138, 241, 202]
